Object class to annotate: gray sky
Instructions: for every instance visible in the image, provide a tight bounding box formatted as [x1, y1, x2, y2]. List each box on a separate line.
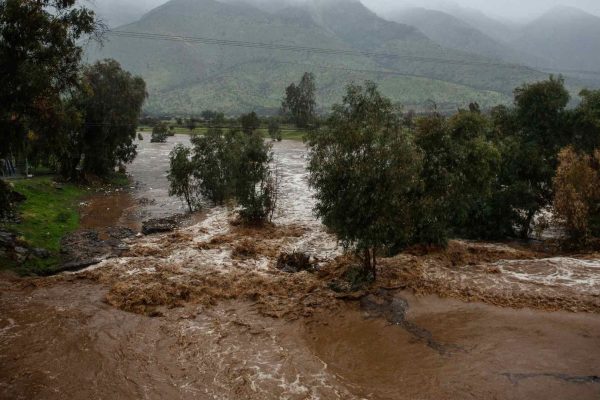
[87, 0, 600, 27]
[364, 0, 600, 20]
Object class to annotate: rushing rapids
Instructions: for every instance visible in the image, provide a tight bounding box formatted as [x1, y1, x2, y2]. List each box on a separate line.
[1, 134, 599, 399]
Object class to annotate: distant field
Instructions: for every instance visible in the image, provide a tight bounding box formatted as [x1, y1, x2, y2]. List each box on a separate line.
[138, 124, 308, 141]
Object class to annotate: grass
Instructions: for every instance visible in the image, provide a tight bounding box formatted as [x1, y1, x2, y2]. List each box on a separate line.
[1, 173, 128, 275]
[1, 177, 88, 275]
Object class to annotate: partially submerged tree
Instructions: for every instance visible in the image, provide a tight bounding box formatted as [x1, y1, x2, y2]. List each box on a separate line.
[281, 72, 316, 128]
[168, 144, 199, 212]
[307, 81, 422, 278]
[268, 118, 282, 141]
[151, 121, 169, 143]
[190, 128, 277, 224]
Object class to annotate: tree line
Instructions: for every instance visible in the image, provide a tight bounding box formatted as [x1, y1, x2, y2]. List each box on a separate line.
[307, 77, 600, 278]
[1, 0, 147, 218]
[169, 72, 600, 280]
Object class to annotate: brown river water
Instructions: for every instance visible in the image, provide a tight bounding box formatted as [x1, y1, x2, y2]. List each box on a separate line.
[1, 133, 599, 399]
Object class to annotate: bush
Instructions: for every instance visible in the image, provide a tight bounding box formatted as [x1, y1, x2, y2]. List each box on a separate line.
[552, 146, 600, 245]
[151, 122, 168, 143]
[268, 119, 282, 141]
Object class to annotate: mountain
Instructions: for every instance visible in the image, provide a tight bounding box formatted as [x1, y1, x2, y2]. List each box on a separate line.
[86, 0, 545, 115]
[440, 5, 520, 44]
[509, 6, 600, 75]
[387, 8, 523, 63]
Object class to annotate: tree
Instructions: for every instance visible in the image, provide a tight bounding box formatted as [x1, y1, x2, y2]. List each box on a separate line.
[569, 89, 600, 153]
[307, 82, 422, 278]
[190, 127, 276, 224]
[151, 121, 169, 143]
[268, 118, 282, 141]
[191, 127, 231, 204]
[0, 0, 99, 160]
[496, 76, 571, 238]
[552, 146, 600, 246]
[240, 111, 260, 135]
[186, 118, 197, 132]
[168, 144, 199, 212]
[281, 72, 316, 128]
[63, 60, 147, 178]
[201, 110, 225, 126]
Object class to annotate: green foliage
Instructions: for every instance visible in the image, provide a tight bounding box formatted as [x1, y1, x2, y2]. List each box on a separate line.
[192, 127, 232, 204]
[240, 111, 260, 135]
[569, 89, 600, 153]
[495, 76, 571, 237]
[410, 108, 501, 243]
[282, 73, 317, 128]
[62, 59, 147, 178]
[307, 81, 422, 274]
[151, 121, 169, 143]
[0, 0, 98, 159]
[268, 118, 283, 141]
[167, 144, 199, 212]
[201, 110, 225, 126]
[189, 127, 276, 224]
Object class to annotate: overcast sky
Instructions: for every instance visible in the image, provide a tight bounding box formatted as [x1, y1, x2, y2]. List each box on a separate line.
[87, 0, 600, 27]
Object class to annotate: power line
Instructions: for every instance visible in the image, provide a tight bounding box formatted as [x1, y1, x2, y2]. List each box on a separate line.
[106, 30, 541, 73]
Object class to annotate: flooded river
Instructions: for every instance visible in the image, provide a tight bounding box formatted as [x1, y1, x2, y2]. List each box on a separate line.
[1, 134, 599, 399]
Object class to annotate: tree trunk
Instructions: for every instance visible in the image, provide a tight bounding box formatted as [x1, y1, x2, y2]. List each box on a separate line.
[521, 209, 535, 240]
[371, 249, 377, 281]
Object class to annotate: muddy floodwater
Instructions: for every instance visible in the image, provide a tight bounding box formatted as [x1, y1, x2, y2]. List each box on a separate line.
[1, 134, 600, 399]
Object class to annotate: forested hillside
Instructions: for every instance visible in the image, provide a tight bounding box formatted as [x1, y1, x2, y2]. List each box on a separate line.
[87, 0, 545, 114]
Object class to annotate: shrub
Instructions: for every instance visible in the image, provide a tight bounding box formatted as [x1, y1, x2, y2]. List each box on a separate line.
[151, 122, 168, 143]
[268, 118, 282, 141]
[552, 146, 600, 245]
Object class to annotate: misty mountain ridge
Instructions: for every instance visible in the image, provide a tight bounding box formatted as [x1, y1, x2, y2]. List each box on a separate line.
[88, 0, 588, 115]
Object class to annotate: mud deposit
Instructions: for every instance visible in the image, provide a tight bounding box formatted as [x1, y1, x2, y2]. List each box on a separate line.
[2, 137, 600, 399]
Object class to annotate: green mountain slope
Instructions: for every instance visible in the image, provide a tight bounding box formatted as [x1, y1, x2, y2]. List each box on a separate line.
[86, 0, 546, 115]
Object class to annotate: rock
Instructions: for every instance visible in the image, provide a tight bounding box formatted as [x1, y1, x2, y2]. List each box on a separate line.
[31, 248, 51, 259]
[9, 190, 26, 203]
[106, 226, 136, 240]
[60, 227, 132, 273]
[0, 229, 17, 248]
[142, 217, 178, 235]
[276, 252, 314, 273]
